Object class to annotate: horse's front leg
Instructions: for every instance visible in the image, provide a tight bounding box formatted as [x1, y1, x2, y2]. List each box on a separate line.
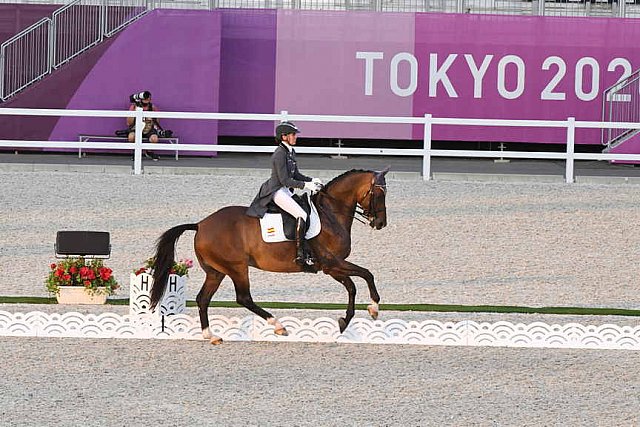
[326, 272, 357, 333]
[327, 259, 380, 321]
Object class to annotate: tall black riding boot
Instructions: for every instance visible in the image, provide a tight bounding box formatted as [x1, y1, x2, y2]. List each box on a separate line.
[294, 217, 314, 269]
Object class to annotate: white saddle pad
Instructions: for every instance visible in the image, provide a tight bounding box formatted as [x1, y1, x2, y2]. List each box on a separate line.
[259, 200, 321, 243]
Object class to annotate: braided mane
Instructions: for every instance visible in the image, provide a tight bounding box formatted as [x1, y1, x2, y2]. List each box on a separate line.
[322, 169, 373, 191]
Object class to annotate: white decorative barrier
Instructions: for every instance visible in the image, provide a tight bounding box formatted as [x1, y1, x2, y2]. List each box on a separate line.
[129, 273, 187, 316]
[1, 310, 639, 350]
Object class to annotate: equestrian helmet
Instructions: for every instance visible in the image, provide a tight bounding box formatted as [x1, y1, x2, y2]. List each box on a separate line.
[275, 121, 300, 140]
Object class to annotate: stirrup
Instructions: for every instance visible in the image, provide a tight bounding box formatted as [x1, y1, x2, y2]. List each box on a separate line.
[295, 254, 314, 266]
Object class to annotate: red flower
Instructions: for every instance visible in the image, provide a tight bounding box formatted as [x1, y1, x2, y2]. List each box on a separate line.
[99, 267, 112, 280]
[84, 281, 91, 287]
[63, 274, 71, 281]
[55, 268, 64, 277]
[69, 266, 78, 274]
[79, 266, 91, 278]
[135, 267, 147, 275]
[50, 263, 57, 270]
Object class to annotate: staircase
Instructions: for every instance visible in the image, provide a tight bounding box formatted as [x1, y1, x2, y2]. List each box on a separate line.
[601, 68, 640, 163]
[0, 0, 151, 102]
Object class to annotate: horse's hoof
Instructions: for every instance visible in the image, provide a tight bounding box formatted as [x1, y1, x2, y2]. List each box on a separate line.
[274, 327, 289, 336]
[210, 336, 224, 345]
[367, 304, 379, 320]
[202, 327, 212, 340]
[338, 318, 347, 333]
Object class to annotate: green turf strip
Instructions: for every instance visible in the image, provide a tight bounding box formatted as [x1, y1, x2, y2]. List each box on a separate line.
[1, 296, 639, 317]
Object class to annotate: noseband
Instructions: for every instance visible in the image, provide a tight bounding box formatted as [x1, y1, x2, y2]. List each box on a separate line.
[357, 183, 387, 226]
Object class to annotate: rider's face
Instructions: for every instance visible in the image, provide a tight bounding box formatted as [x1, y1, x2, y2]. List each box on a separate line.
[283, 133, 297, 145]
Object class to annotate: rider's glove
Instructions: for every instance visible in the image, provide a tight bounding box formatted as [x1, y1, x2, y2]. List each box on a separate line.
[312, 177, 323, 185]
[304, 181, 322, 193]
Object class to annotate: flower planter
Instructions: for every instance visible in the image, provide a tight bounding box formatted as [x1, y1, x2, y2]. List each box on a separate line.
[129, 273, 187, 315]
[56, 286, 108, 305]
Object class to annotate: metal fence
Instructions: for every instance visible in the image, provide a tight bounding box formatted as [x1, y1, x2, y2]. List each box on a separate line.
[3, 107, 640, 182]
[0, 0, 150, 101]
[0, 18, 51, 100]
[52, 1, 103, 68]
[602, 69, 640, 150]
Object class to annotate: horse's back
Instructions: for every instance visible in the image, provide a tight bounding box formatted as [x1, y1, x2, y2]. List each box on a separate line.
[197, 205, 256, 236]
[194, 206, 259, 265]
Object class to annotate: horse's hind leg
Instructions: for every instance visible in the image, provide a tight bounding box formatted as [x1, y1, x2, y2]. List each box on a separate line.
[228, 269, 288, 336]
[196, 267, 225, 344]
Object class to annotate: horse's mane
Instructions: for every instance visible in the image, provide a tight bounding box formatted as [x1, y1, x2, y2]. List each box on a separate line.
[322, 169, 373, 192]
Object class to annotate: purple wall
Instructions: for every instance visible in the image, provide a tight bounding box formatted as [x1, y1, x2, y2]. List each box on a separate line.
[411, 14, 640, 144]
[0, 38, 117, 142]
[4, 9, 640, 147]
[275, 11, 415, 140]
[275, 11, 640, 144]
[49, 9, 221, 148]
[218, 9, 276, 136]
[0, 4, 59, 44]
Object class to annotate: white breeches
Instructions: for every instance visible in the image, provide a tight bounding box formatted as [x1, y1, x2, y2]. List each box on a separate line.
[273, 187, 307, 221]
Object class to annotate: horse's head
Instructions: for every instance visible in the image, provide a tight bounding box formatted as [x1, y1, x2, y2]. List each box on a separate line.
[359, 167, 389, 230]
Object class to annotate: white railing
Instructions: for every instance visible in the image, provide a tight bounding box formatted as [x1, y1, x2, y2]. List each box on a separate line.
[0, 18, 52, 100]
[3, 107, 640, 182]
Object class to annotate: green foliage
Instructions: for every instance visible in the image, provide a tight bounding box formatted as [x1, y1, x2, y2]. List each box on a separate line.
[45, 257, 119, 296]
[133, 257, 194, 277]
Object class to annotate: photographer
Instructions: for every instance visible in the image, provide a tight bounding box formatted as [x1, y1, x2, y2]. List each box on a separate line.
[127, 91, 162, 161]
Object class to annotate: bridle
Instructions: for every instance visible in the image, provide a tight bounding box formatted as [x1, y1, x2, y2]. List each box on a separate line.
[355, 182, 387, 226]
[318, 178, 387, 227]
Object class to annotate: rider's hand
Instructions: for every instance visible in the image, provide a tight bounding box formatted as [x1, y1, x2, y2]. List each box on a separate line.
[304, 181, 322, 193]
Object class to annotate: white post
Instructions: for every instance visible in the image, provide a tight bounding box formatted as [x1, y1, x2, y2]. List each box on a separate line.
[423, 114, 432, 181]
[48, 19, 55, 72]
[133, 107, 143, 175]
[99, 0, 106, 42]
[0, 49, 4, 100]
[280, 110, 288, 122]
[565, 117, 575, 184]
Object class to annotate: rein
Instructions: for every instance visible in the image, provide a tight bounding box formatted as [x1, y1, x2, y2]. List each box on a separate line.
[316, 183, 386, 226]
[315, 190, 367, 224]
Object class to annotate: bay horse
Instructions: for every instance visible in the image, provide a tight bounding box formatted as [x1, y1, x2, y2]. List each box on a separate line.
[149, 168, 389, 344]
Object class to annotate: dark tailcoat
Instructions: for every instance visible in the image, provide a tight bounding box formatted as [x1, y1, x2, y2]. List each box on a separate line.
[246, 143, 312, 218]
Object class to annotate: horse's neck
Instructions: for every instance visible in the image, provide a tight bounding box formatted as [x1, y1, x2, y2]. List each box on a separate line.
[320, 181, 363, 232]
[322, 193, 355, 231]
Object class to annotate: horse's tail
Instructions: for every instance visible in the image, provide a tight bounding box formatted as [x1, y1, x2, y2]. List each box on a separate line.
[150, 223, 198, 310]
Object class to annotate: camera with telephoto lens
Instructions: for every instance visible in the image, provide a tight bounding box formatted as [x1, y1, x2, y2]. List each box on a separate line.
[129, 91, 151, 107]
[157, 129, 173, 138]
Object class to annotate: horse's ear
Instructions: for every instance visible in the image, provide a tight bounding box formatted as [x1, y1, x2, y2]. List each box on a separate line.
[379, 166, 390, 176]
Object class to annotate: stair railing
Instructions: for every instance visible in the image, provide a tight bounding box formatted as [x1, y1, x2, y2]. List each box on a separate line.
[1, 0, 151, 102]
[601, 68, 640, 149]
[0, 18, 52, 101]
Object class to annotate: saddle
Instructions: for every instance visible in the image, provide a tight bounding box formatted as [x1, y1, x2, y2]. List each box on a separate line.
[259, 193, 321, 242]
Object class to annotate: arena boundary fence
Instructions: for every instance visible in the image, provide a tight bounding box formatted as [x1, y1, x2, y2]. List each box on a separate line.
[2, 107, 640, 182]
[1, 310, 640, 350]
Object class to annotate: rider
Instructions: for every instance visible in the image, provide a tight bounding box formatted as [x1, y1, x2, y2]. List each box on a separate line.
[246, 121, 323, 267]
